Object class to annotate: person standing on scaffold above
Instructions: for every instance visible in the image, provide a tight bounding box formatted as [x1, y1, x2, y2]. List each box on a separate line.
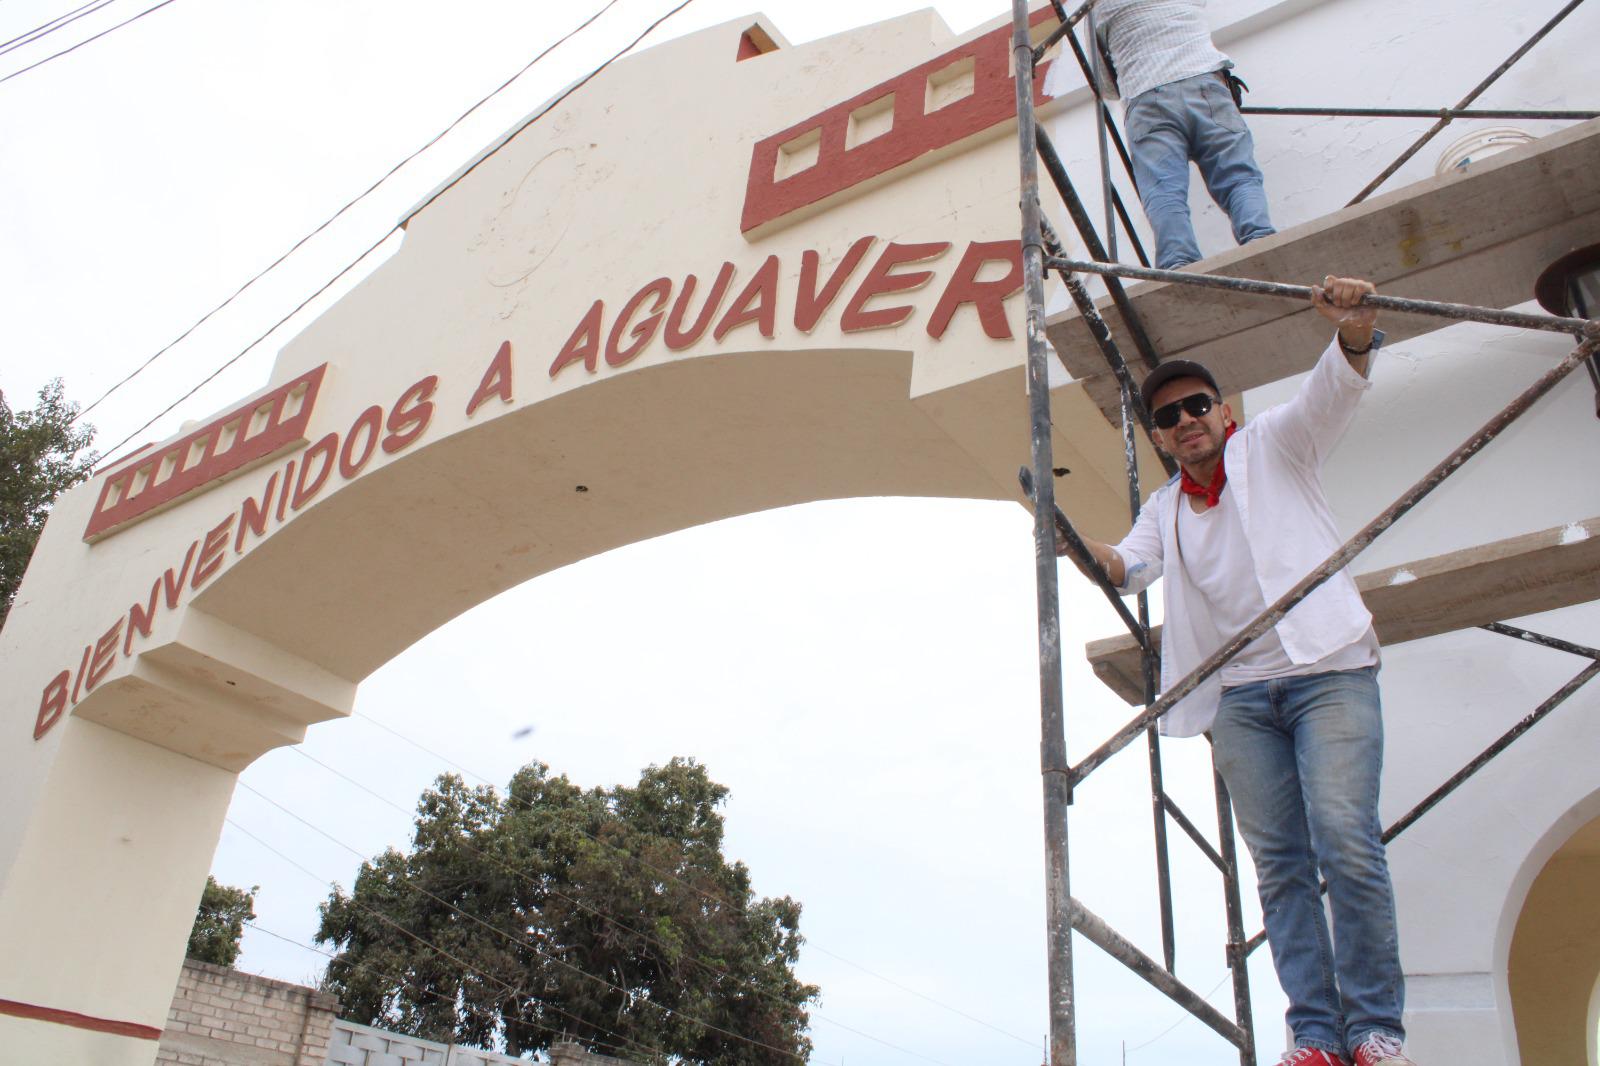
[1088, 0, 1277, 268]
[1058, 276, 1417, 1066]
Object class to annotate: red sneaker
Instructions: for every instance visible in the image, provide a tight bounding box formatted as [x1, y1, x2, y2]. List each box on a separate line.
[1351, 1033, 1416, 1066]
[1278, 1049, 1350, 1066]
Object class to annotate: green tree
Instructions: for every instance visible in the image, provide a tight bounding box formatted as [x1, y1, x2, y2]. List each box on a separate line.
[0, 379, 97, 628]
[188, 876, 258, 967]
[316, 758, 817, 1064]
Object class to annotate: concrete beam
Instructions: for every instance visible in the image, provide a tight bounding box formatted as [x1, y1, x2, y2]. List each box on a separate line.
[1046, 118, 1600, 422]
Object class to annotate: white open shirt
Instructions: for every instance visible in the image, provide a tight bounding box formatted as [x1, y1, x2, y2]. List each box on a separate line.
[1111, 336, 1379, 737]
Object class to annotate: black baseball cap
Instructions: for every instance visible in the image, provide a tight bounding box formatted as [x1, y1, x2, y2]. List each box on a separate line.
[1140, 359, 1221, 412]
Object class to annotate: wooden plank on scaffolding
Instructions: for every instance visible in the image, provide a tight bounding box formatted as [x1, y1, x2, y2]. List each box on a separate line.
[1086, 516, 1600, 705]
[1045, 118, 1600, 421]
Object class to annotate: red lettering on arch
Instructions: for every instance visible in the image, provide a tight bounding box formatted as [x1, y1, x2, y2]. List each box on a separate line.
[191, 514, 236, 589]
[85, 619, 124, 691]
[665, 263, 736, 350]
[550, 301, 604, 377]
[125, 579, 161, 656]
[382, 376, 437, 455]
[34, 671, 69, 740]
[795, 236, 875, 333]
[163, 542, 199, 610]
[235, 472, 279, 554]
[714, 255, 780, 342]
[927, 240, 1023, 340]
[606, 279, 672, 367]
[339, 406, 383, 480]
[467, 341, 514, 417]
[292, 434, 338, 510]
[840, 241, 950, 332]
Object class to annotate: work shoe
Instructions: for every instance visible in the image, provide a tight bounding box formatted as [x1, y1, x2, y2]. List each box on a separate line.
[1278, 1049, 1350, 1066]
[1352, 1032, 1416, 1066]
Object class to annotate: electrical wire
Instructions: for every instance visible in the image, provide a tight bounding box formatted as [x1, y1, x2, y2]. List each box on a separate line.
[72, 0, 625, 430]
[286, 745, 972, 1065]
[93, 0, 692, 464]
[243, 919, 652, 1062]
[0, 0, 177, 86]
[1121, 970, 1234, 1056]
[230, 791, 841, 1066]
[0, 0, 118, 57]
[227, 818, 670, 1064]
[347, 710, 1044, 1052]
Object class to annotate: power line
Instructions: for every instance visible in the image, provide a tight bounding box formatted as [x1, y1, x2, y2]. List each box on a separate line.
[0, 0, 118, 57]
[227, 818, 669, 1064]
[243, 919, 650, 1063]
[347, 709, 1042, 1052]
[93, 0, 694, 464]
[73, 0, 625, 431]
[286, 745, 975, 1065]
[1121, 970, 1233, 1056]
[230, 790, 840, 1066]
[0, 0, 178, 86]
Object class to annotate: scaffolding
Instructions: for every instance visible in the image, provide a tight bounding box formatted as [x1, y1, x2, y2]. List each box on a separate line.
[1006, 1, 1600, 1062]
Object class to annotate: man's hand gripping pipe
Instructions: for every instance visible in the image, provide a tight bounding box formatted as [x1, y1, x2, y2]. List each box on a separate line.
[1020, 465, 1149, 655]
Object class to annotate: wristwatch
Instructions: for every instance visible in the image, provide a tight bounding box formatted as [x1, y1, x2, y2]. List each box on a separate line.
[1339, 328, 1385, 356]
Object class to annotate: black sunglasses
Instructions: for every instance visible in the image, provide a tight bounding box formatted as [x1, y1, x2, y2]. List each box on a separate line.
[1152, 393, 1217, 429]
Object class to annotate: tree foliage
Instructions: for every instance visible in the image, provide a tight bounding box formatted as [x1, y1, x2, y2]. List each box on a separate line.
[316, 758, 817, 1064]
[188, 875, 258, 967]
[0, 379, 97, 628]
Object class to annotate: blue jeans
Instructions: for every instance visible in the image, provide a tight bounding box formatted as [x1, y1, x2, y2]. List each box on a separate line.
[1125, 72, 1275, 269]
[1212, 668, 1405, 1055]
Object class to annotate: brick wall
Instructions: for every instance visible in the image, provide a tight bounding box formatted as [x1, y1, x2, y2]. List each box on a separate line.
[153, 959, 640, 1066]
[155, 958, 339, 1066]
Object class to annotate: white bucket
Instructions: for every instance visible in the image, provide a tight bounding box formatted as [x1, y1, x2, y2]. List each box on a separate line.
[1435, 126, 1535, 176]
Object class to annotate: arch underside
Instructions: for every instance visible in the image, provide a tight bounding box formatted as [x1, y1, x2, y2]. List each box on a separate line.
[193, 345, 1012, 687]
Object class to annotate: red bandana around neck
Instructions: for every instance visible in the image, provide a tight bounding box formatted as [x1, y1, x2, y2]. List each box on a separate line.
[1178, 423, 1237, 507]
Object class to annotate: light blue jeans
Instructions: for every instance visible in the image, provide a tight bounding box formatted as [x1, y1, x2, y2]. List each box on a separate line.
[1211, 668, 1406, 1055]
[1124, 71, 1275, 269]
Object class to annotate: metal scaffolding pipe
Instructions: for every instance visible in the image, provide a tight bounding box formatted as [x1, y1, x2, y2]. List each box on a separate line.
[1038, 217, 1174, 476]
[1047, 256, 1596, 337]
[1035, 129, 1165, 369]
[1012, 0, 1077, 1060]
[1020, 466, 1152, 654]
[1069, 335, 1600, 789]
[1480, 622, 1600, 660]
[1123, 381, 1177, 973]
[1211, 767, 1256, 1066]
[1242, 105, 1599, 121]
[1069, 896, 1250, 1050]
[1162, 792, 1227, 874]
[1034, 0, 1109, 67]
[1383, 660, 1600, 843]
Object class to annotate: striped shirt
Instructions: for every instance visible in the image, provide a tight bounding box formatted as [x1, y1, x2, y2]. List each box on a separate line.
[1089, 0, 1232, 104]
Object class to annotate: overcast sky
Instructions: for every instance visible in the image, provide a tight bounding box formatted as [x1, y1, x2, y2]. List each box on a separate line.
[0, 1, 1287, 1062]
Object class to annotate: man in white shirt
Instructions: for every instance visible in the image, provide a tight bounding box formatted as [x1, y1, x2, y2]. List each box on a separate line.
[1060, 277, 1417, 1066]
[1089, 0, 1276, 268]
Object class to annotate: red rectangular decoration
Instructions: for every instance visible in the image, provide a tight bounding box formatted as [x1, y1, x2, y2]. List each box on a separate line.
[741, 8, 1058, 235]
[83, 365, 328, 543]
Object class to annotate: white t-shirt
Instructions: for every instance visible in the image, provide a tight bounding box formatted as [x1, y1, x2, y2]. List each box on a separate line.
[1174, 482, 1379, 687]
